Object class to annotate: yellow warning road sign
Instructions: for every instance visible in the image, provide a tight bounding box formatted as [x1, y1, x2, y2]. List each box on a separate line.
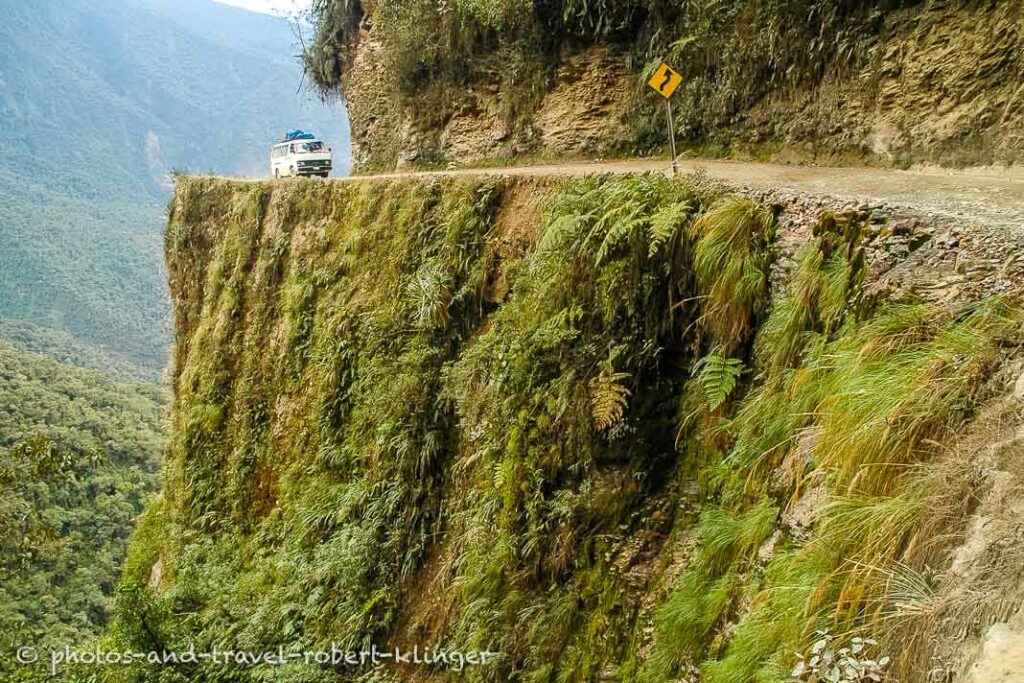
[648, 63, 683, 99]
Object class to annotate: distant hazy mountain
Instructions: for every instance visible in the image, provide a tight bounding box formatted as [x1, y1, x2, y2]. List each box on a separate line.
[0, 0, 349, 372]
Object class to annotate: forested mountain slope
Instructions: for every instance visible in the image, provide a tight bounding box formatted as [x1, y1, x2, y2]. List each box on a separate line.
[0, 318, 155, 382]
[0, 0, 349, 372]
[0, 341, 166, 678]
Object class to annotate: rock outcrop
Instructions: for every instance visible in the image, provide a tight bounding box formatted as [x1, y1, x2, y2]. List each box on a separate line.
[326, 1, 1023, 172]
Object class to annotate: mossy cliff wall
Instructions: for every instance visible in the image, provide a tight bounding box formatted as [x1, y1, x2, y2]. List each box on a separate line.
[113, 174, 1024, 683]
[307, 0, 1024, 172]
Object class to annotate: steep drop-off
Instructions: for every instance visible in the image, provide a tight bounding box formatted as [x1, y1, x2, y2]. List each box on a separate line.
[305, 0, 1023, 172]
[111, 174, 1024, 683]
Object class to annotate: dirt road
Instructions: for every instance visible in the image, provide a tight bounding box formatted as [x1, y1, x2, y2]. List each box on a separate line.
[338, 157, 1024, 230]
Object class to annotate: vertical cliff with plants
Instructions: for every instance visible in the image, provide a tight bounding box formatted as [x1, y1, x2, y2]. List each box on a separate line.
[303, 0, 1023, 172]
[102, 172, 1024, 683]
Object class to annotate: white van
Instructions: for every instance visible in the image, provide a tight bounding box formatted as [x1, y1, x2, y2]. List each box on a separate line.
[270, 138, 333, 178]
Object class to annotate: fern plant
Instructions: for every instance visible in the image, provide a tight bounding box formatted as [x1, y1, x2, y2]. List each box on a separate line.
[589, 360, 632, 431]
[693, 353, 744, 410]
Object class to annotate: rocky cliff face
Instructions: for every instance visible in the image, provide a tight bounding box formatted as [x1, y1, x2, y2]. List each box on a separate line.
[342, 36, 636, 170]
[112, 172, 1024, 682]
[319, 1, 1022, 172]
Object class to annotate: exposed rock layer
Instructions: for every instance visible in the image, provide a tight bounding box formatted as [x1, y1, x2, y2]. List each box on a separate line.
[336, 2, 1023, 172]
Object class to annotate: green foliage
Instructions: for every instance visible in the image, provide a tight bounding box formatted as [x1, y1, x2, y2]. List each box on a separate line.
[691, 195, 775, 353]
[644, 499, 778, 677]
[115, 173, 743, 681]
[116, 174, 1023, 683]
[640, 199, 1021, 682]
[0, 174, 169, 370]
[0, 318, 156, 382]
[309, 0, 898, 92]
[641, 1, 916, 139]
[692, 353, 743, 411]
[0, 342, 165, 680]
[438, 174, 718, 679]
[649, 291, 1022, 681]
[113, 177, 508, 679]
[589, 360, 631, 431]
[0, 340, 167, 459]
[756, 211, 867, 373]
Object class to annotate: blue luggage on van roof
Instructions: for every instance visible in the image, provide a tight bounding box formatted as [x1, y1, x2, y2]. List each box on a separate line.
[285, 129, 316, 141]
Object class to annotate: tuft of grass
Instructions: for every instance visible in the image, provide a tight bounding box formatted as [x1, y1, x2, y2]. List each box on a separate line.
[649, 296, 1022, 681]
[690, 195, 776, 354]
[812, 299, 1016, 495]
[756, 212, 866, 374]
[645, 498, 778, 678]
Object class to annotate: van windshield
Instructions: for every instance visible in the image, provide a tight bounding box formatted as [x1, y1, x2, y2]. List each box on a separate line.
[297, 141, 325, 153]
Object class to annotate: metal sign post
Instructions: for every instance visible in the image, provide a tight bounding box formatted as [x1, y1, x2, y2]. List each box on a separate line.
[647, 63, 683, 177]
[666, 98, 678, 177]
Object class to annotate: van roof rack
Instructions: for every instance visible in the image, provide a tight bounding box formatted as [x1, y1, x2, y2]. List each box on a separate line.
[283, 129, 316, 141]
